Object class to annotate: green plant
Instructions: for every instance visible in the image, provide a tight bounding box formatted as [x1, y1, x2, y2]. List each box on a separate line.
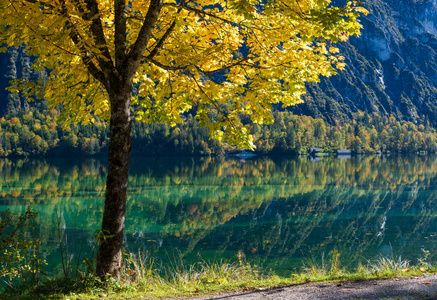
[370, 255, 410, 275]
[302, 250, 344, 279]
[418, 248, 431, 270]
[0, 206, 45, 290]
[329, 249, 341, 276]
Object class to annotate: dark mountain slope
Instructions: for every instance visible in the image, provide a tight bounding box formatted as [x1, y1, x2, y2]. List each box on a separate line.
[292, 0, 437, 125]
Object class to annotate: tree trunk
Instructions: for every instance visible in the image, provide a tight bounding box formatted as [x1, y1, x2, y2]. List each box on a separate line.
[96, 83, 132, 278]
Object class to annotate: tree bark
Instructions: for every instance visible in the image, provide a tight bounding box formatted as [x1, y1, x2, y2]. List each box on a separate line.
[96, 80, 132, 278]
[93, 0, 162, 279]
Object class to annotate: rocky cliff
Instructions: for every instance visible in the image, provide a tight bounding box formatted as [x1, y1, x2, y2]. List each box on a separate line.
[292, 0, 437, 125]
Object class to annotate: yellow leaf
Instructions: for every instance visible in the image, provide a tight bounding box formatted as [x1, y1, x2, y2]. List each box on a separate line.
[339, 33, 349, 42]
[355, 7, 369, 16]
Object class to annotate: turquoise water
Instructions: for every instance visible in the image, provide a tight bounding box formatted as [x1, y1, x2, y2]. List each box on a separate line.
[1, 155, 437, 276]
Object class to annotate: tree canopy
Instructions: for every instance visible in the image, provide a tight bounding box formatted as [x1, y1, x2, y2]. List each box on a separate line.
[1, 0, 366, 147]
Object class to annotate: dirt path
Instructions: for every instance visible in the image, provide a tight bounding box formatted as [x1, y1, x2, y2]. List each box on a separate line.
[200, 274, 437, 300]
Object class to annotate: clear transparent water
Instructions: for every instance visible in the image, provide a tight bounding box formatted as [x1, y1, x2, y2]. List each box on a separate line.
[1, 155, 437, 276]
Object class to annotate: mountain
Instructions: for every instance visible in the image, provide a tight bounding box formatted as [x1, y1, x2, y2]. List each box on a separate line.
[0, 45, 47, 116]
[291, 0, 437, 126]
[2, 0, 437, 127]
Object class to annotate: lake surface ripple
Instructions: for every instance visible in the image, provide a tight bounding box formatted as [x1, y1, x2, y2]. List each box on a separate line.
[1, 155, 437, 275]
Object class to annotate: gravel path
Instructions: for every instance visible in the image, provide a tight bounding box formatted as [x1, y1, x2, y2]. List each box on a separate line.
[200, 275, 437, 300]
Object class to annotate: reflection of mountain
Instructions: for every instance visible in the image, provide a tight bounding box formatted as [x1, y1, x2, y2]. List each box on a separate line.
[1, 155, 437, 274]
[199, 187, 437, 273]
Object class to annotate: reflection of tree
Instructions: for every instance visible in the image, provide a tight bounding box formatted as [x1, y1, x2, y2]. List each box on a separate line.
[2, 155, 437, 274]
[196, 185, 437, 275]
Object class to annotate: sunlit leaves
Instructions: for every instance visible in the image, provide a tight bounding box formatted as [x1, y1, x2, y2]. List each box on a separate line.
[0, 0, 367, 148]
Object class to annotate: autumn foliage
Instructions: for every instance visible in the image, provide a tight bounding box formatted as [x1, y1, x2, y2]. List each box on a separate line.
[0, 0, 366, 147]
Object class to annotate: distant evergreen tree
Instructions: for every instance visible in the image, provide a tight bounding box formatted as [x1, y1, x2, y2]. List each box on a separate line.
[5, 48, 20, 115]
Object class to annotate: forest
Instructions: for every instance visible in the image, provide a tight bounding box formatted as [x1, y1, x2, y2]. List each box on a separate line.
[0, 106, 437, 157]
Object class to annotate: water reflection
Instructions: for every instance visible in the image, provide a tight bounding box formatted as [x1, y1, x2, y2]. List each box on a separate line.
[1, 155, 437, 275]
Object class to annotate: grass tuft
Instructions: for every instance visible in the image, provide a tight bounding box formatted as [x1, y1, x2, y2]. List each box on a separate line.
[370, 255, 410, 275]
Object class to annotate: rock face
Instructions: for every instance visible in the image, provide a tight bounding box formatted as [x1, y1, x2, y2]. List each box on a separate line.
[292, 0, 437, 125]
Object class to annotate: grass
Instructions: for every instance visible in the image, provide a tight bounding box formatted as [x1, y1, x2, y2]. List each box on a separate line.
[2, 250, 437, 300]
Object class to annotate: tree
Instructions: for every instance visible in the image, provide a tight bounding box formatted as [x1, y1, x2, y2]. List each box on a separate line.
[0, 0, 367, 277]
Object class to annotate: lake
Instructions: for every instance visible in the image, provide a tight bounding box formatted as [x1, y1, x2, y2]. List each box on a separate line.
[1, 155, 437, 276]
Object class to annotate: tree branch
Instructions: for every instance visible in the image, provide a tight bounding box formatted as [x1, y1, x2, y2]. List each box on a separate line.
[142, 57, 189, 71]
[126, 0, 163, 79]
[58, 0, 106, 85]
[146, 14, 179, 60]
[114, 0, 127, 71]
[71, 0, 114, 73]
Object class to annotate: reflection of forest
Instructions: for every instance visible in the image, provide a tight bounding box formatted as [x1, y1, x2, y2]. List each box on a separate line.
[1, 155, 437, 274]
